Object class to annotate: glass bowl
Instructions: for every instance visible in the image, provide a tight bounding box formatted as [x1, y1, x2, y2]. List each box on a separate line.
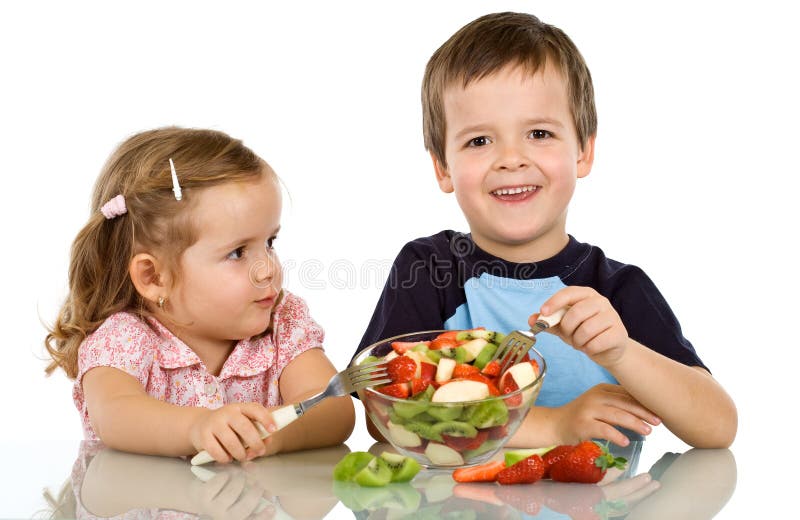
[353, 330, 546, 468]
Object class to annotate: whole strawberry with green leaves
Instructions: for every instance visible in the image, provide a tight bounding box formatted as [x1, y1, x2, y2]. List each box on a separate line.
[549, 440, 627, 484]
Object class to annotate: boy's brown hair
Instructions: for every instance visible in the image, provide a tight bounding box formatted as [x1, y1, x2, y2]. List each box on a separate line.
[422, 12, 597, 168]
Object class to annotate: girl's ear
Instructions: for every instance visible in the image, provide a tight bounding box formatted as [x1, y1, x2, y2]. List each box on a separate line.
[129, 253, 170, 304]
[431, 153, 454, 193]
[577, 135, 596, 179]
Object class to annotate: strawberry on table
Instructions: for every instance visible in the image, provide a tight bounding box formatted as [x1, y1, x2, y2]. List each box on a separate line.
[496, 454, 546, 485]
[549, 441, 627, 484]
[542, 444, 574, 478]
[452, 459, 506, 483]
[387, 355, 417, 383]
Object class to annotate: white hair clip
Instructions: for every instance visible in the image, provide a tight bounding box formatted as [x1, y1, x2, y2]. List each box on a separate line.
[169, 158, 182, 201]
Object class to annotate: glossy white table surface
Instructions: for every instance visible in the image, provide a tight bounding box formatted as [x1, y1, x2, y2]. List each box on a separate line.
[2, 425, 742, 520]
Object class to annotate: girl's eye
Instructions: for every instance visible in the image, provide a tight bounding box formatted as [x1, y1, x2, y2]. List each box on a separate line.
[467, 136, 491, 147]
[227, 246, 246, 260]
[529, 129, 552, 139]
[266, 235, 278, 250]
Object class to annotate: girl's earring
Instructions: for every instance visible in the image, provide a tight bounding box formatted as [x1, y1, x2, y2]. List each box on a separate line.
[157, 296, 167, 309]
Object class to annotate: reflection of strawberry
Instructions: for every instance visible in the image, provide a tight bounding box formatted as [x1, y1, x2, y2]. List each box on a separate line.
[495, 485, 542, 515]
[550, 441, 627, 484]
[452, 459, 506, 483]
[496, 455, 546, 485]
[387, 355, 417, 383]
[376, 382, 410, 399]
[542, 444, 574, 478]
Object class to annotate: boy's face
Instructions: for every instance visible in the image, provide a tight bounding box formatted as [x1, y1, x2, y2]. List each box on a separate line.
[433, 64, 594, 261]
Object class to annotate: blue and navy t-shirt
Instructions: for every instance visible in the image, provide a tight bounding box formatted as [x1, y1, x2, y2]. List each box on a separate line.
[354, 231, 706, 408]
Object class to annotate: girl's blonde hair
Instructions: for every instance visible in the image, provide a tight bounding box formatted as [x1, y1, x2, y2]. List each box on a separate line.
[45, 127, 267, 378]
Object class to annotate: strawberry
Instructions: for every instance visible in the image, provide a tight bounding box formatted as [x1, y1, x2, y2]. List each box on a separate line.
[452, 363, 480, 378]
[434, 330, 461, 341]
[485, 424, 509, 440]
[452, 459, 506, 483]
[500, 372, 521, 407]
[376, 382, 410, 399]
[442, 430, 488, 451]
[420, 362, 437, 382]
[529, 359, 540, 374]
[386, 355, 417, 383]
[541, 444, 574, 478]
[410, 378, 430, 396]
[430, 337, 459, 350]
[496, 454, 546, 485]
[549, 441, 627, 483]
[481, 360, 501, 377]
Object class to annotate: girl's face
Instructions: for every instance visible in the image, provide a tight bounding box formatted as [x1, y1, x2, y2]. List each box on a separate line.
[168, 172, 283, 346]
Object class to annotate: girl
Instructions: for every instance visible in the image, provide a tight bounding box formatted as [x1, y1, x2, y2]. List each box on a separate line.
[45, 127, 355, 463]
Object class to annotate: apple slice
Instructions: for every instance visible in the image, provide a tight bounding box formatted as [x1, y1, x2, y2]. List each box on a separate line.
[499, 361, 539, 408]
[431, 379, 490, 403]
[424, 442, 465, 466]
[435, 357, 456, 384]
[459, 338, 488, 362]
[387, 420, 422, 448]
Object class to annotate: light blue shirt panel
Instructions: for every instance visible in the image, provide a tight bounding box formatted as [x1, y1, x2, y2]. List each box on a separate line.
[443, 273, 617, 408]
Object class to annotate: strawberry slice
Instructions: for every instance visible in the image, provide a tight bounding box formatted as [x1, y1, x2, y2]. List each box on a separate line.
[481, 360, 501, 377]
[500, 372, 522, 407]
[485, 424, 509, 440]
[387, 355, 417, 383]
[430, 337, 459, 350]
[434, 330, 461, 341]
[391, 341, 430, 354]
[443, 430, 489, 451]
[410, 378, 431, 396]
[376, 382, 410, 399]
[452, 363, 480, 378]
[452, 459, 506, 483]
[420, 362, 437, 382]
[496, 455, 546, 485]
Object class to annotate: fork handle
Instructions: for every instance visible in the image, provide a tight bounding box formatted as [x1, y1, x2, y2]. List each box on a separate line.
[190, 404, 301, 466]
[535, 307, 567, 329]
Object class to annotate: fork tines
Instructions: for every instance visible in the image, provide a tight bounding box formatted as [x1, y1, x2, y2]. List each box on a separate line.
[491, 331, 535, 374]
[347, 360, 391, 390]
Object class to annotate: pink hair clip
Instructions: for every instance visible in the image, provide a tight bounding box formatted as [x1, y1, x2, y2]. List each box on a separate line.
[100, 194, 127, 219]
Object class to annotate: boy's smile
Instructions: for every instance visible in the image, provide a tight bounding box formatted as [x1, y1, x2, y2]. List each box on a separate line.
[434, 64, 594, 263]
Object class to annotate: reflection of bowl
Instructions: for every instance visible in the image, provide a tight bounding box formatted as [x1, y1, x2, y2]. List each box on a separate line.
[353, 330, 546, 469]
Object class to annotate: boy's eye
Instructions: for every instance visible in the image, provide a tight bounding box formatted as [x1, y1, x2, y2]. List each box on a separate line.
[266, 235, 278, 250]
[529, 129, 552, 139]
[467, 136, 491, 147]
[227, 246, 246, 260]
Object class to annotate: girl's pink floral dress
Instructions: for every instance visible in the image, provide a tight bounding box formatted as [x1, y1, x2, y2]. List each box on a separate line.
[73, 291, 323, 439]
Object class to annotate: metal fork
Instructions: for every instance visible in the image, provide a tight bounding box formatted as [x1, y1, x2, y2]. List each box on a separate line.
[191, 360, 390, 465]
[490, 308, 567, 375]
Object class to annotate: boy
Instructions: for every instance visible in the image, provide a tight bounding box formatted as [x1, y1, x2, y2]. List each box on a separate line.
[355, 12, 736, 448]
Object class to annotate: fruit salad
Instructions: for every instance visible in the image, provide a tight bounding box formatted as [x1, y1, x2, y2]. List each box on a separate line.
[355, 329, 546, 468]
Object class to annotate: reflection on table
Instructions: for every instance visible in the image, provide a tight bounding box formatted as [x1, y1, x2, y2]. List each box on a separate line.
[45, 440, 735, 519]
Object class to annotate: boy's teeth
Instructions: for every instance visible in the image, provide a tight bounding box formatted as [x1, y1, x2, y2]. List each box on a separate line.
[491, 185, 538, 195]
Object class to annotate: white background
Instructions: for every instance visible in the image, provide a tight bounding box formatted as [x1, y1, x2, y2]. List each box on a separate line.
[1, 0, 798, 516]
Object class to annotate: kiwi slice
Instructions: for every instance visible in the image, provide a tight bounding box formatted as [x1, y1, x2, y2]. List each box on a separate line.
[426, 405, 463, 422]
[353, 456, 393, 487]
[456, 329, 498, 342]
[412, 411, 440, 424]
[412, 343, 430, 353]
[425, 350, 442, 363]
[473, 343, 498, 370]
[454, 346, 468, 364]
[462, 439, 503, 461]
[393, 389, 432, 420]
[431, 420, 478, 439]
[461, 400, 509, 428]
[333, 451, 378, 481]
[403, 419, 444, 442]
[379, 451, 422, 483]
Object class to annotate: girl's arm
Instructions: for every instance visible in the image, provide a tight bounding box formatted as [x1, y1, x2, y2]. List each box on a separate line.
[83, 367, 275, 461]
[268, 348, 355, 453]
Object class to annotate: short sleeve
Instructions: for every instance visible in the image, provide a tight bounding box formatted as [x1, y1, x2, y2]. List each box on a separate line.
[270, 291, 325, 376]
[75, 312, 157, 388]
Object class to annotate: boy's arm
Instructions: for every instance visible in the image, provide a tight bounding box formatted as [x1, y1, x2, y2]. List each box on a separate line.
[540, 286, 737, 448]
[273, 348, 355, 453]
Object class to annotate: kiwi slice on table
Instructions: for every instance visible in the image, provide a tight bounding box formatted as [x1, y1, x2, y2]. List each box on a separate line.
[431, 420, 478, 439]
[333, 451, 379, 481]
[461, 399, 509, 428]
[379, 451, 422, 483]
[354, 456, 393, 487]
